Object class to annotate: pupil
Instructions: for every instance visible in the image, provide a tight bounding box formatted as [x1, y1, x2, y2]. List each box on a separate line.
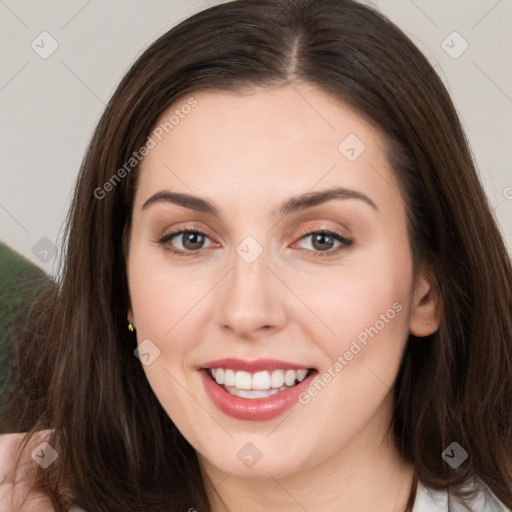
[184, 233, 204, 250]
[313, 233, 333, 251]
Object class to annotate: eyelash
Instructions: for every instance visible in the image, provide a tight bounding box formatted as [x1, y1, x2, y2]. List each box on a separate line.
[157, 227, 354, 258]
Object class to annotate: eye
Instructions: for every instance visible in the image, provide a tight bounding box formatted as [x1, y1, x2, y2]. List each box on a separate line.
[294, 228, 354, 257]
[156, 227, 354, 258]
[157, 228, 215, 256]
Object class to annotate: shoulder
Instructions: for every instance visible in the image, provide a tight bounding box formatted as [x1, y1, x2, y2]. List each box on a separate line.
[0, 431, 86, 512]
[0, 432, 29, 481]
[414, 477, 510, 512]
[0, 431, 52, 504]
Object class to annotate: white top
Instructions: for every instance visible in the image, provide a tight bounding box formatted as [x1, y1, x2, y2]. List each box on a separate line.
[414, 479, 510, 511]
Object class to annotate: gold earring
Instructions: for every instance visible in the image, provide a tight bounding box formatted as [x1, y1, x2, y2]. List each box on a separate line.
[128, 321, 135, 332]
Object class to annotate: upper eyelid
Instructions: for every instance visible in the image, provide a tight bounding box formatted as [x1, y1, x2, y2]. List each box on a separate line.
[159, 227, 215, 244]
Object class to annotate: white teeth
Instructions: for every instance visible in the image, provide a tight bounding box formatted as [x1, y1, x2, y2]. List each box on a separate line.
[224, 369, 235, 387]
[234, 371, 252, 390]
[284, 369, 297, 386]
[226, 386, 289, 399]
[296, 369, 308, 382]
[252, 371, 271, 390]
[270, 369, 285, 388]
[215, 368, 225, 385]
[209, 368, 311, 392]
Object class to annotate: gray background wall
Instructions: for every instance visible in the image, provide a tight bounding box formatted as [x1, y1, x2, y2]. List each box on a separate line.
[1, 0, 511, 276]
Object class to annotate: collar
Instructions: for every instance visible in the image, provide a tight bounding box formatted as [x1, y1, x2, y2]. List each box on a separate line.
[413, 478, 510, 511]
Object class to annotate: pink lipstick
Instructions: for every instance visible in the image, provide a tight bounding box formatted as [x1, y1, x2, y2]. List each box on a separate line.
[200, 358, 317, 421]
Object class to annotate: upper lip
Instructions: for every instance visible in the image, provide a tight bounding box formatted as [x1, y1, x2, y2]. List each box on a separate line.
[201, 358, 315, 372]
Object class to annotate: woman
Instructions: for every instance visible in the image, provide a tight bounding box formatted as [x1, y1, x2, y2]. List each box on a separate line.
[1, 0, 511, 510]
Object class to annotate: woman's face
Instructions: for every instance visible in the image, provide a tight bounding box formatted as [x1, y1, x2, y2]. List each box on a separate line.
[126, 84, 438, 479]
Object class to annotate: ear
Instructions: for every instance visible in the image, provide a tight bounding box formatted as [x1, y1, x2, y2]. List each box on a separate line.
[127, 308, 134, 324]
[409, 269, 441, 337]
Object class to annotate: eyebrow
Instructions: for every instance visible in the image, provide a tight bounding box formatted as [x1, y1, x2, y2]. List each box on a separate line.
[141, 186, 378, 217]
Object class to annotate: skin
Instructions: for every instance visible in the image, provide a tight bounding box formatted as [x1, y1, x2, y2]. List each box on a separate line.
[0, 431, 81, 512]
[0, 84, 440, 511]
[126, 83, 441, 511]
[0, 433, 52, 512]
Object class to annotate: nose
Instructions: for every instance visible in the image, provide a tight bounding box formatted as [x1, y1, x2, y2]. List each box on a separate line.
[215, 246, 288, 341]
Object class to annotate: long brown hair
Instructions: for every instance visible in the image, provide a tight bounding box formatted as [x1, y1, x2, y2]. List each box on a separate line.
[3, 0, 512, 510]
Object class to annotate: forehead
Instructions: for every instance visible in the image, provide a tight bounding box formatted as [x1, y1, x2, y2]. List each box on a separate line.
[135, 85, 400, 213]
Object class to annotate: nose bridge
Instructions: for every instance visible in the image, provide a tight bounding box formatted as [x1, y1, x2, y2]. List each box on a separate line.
[216, 236, 286, 336]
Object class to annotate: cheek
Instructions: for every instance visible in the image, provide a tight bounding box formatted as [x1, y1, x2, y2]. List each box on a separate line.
[292, 256, 412, 359]
[128, 253, 206, 430]
[127, 249, 217, 411]
[128, 248, 208, 339]
[293, 264, 411, 444]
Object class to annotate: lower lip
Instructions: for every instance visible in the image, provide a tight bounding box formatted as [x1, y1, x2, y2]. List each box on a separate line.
[200, 369, 317, 421]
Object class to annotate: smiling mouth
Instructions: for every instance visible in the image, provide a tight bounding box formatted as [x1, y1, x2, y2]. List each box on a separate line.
[204, 367, 317, 399]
